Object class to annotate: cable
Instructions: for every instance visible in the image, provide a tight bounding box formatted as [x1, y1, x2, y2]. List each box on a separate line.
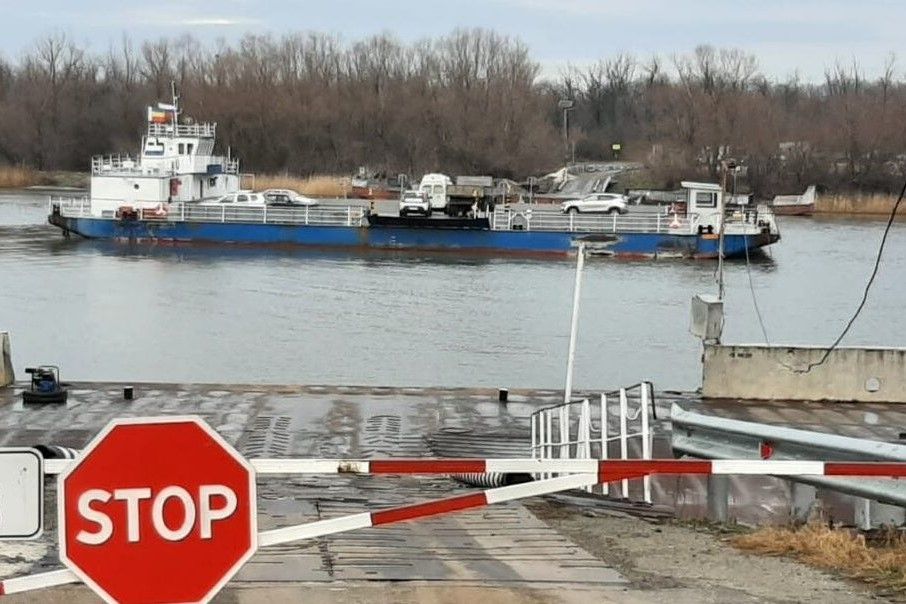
[785, 177, 906, 374]
[733, 170, 771, 345]
[743, 232, 771, 345]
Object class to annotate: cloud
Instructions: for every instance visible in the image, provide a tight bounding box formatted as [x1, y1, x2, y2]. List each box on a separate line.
[179, 17, 261, 26]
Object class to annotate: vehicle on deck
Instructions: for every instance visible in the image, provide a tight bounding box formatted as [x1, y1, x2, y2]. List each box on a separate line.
[560, 193, 629, 215]
[418, 173, 499, 217]
[262, 189, 319, 207]
[399, 190, 431, 216]
[199, 191, 266, 206]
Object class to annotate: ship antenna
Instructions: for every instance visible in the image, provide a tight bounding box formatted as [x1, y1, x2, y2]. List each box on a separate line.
[170, 80, 180, 120]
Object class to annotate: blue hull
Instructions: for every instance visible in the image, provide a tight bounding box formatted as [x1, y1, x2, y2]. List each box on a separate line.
[49, 215, 778, 259]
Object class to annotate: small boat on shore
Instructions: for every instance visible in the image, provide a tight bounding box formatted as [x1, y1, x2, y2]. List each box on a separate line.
[47, 96, 781, 259]
[771, 185, 816, 216]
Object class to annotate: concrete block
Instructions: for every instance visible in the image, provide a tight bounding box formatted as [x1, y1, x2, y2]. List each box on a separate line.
[702, 343, 906, 402]
[0, 332, 12, 387]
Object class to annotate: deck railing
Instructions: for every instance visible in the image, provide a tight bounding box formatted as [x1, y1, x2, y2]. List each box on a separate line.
[492, 207, 696, 234]
[147, 123, 217, 138]
[51, 198, 366, 227]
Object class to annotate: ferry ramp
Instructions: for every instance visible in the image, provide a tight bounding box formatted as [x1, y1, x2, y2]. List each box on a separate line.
[0, 383, 625, 598]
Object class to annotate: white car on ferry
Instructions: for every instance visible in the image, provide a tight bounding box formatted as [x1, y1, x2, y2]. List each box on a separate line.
[199, 191, 266, 206]
[560, 193, 629, 215]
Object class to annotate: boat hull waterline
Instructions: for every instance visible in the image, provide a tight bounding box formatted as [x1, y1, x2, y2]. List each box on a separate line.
[50, 215, 779, 259]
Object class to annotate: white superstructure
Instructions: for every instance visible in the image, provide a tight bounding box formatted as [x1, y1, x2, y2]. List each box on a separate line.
[87, 91, 240, 216]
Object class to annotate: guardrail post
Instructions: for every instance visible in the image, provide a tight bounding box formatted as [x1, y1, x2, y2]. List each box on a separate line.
[855, 498, 905, 530]
[707, 475, 729, 523]
[569, 212, 574, 231]
[221, 205, 225, 223]
[854, 498, 872, 530]
[611, 213, 617, 232]
[791, 482, 817, 523]
[346, 206, 351, 226]
[263, 205, 267, 224]
[305, 206, 309, 225]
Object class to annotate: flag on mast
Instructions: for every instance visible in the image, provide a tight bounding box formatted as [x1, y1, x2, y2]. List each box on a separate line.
[147, 106, 172, 124]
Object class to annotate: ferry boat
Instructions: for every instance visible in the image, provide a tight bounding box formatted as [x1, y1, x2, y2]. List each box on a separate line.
[49, 98, 780, 259]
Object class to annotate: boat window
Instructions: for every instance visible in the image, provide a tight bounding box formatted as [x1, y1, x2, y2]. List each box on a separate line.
[237, 194, 249, 202]
[187, 143, 194, 155]
[432, 185, 443, 195]
[178, 143, 185, 154]
[695, 191, 717, 208]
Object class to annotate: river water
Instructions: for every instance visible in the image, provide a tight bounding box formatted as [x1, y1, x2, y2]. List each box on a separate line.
[2, 190, 905, 390]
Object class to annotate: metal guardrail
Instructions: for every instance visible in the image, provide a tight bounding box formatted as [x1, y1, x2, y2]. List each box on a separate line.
[670, 403, 906, 507]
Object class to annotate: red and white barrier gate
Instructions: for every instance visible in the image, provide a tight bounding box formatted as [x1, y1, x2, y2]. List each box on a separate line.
[7, 416, 906, 603]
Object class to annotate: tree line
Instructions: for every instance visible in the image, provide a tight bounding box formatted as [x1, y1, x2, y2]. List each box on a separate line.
[0, 31, 904, 195]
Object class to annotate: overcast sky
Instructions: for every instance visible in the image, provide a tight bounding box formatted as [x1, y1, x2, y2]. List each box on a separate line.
[1, 0, 904, 82]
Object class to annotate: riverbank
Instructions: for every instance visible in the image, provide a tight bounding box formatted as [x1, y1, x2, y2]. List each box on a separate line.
[816, 191, 902, 215]
[0, 168, 86, 190]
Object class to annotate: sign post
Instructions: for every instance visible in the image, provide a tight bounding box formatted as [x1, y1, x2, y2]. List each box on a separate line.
[0, 448, 43, 539]
[58, 416, 257, 604]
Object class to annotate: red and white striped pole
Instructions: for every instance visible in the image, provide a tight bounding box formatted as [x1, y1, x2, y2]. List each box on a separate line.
[7, 458, 906, 597]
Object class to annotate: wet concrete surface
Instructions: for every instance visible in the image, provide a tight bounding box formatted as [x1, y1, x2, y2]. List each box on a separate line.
[3, 382, 906, 600]
[0, 382, 627, 593]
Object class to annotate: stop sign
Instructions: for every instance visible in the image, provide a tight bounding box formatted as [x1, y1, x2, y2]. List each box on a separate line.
[59, 416, 257, 603]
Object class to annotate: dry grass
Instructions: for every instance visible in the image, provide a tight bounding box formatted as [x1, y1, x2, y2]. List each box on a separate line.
[816, 192, 901, 215]
[0, 165, 41, 188]
[246, 174, 352, 198]
[733, 523, 906, 592]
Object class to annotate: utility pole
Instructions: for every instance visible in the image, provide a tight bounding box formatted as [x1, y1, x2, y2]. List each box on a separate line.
[558, 99, 575, 165]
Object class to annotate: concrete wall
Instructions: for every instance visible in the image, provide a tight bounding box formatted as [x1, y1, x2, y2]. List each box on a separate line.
[703, 344, 906, 402]
[0, 332, 13, 387]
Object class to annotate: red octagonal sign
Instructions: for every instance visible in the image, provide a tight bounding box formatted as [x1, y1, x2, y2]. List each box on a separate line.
[59, 416, 258, 603]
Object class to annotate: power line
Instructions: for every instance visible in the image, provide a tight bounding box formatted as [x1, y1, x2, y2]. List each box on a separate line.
[785, 178, 906, 374]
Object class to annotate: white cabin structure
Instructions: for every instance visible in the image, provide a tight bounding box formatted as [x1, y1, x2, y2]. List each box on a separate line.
[88, 99, 240, 216]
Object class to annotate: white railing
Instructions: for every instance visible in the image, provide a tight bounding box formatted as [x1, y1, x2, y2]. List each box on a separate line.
[147, 123, 216, 138]
[167, 204, 366, 227]
[51, 198, 367, 228]
[531, 382, 654, 502]
[50, 196, 91, 216]
[493, 207, 694, 235]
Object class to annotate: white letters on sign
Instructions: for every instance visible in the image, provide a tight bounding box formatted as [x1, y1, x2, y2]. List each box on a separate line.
[75, 484, 238, 545]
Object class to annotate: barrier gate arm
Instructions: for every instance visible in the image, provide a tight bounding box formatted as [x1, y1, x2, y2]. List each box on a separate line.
[43, 457, 906, 477]
[6, 459, 906, 596]
[0, 473, 597, 596]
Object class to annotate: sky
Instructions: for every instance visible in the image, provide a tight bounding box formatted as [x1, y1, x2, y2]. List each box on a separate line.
[0, 0, 904, 82]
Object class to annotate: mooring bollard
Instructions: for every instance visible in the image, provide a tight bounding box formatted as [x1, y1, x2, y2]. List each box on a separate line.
[0, 332, 13, 387]
[498, 388, 508, 403]
[123, 386, 134, 401]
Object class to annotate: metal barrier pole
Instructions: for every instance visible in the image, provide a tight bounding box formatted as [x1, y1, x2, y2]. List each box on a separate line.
[601, 393, 609, 495]
[641, 383, 652, 504]
[545, 410, 553, 480]
[563, 243, 585, 404]
[619, 388, 629, 498]
[583, 403, 590, 490]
